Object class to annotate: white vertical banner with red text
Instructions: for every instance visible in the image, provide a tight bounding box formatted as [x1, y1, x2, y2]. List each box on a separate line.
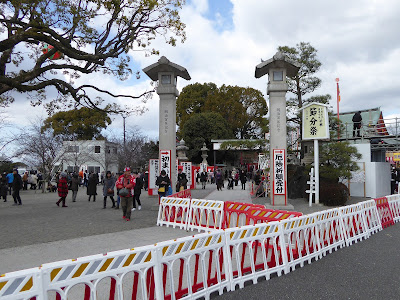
[272, 149, 286, 205]
[160, 150, 172, 180]
[148, 159, 160, 196]
[181, 162, 192, 187]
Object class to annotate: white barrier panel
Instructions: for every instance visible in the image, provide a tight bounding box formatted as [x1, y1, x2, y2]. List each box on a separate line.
[0, 268, 42, 300]
[156, 230, 230, 300]
[338, 203, 369, 246]
[359, 200, 382, 235]
[387, 194, 400, 223]
[157, 197, 191, 230]
[280, 215, 321, 273]
[313, 208, 346, 256]
[41, 245, 157, 300]
[224, 222, 287, 291]
[186, 199, 224, 232]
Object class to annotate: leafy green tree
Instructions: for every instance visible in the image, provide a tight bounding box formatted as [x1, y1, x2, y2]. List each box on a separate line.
[0, 0, 186, 112]
[181, 112, 233, 162]
[177, 83, 268, 139]
[176, 82, 218, 129]
[319, 142, 362, 180]
[42, 107, 111, 140]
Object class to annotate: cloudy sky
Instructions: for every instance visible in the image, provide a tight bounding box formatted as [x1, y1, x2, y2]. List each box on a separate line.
[3, 0, 400, 141]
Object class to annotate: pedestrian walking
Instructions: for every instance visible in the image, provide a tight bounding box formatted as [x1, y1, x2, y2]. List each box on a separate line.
[200, 170, 207, 189]
[56, 172, 69, 207]
[216, 169, 223, 191]
[0, 172, 8, 202]
[116, 167, 135, 221]
[103, 171, 116, 209]
[240, 169, 247, 190]
[12, 168, 22, 205]
[6, 171, 13, 195]
[70, 173, 79, 202]
[132, 171, 142, 211]
[87, 172, 98, 202]
[22, 171, 28, 190]
[156, 170, 170, 199]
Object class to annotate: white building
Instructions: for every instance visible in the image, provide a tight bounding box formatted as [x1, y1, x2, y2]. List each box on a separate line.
[53, 140, 119, 174]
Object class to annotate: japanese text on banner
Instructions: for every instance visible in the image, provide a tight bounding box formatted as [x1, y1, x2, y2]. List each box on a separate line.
[273, 149, 285, 195]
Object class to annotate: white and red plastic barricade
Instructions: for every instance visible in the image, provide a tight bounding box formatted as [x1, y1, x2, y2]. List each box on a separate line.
[374, 197, 395, 228]
[3, 196, 400, 300]
[186, 199, 224, 232]
[338, 203, 370, 246]
[224, 222, 287, 290]
[157, 197, 191, 230]
[223, 202, 264, 228]
[156, 230, 230, 299]
[246, 208, 302, 225]
[386, 194, 400, 223]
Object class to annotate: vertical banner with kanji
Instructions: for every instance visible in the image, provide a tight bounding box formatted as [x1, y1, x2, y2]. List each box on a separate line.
[160, 150, 171, 179]
[148, 159, 159, 194]
[302, 103, 330, 140]
[181, 161, 192, 186]
[272, 149, 286, 200]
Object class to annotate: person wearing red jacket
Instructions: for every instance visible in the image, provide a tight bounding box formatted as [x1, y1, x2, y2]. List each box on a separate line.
[56, 172, 69, 207]
[116, 167, 135, 221]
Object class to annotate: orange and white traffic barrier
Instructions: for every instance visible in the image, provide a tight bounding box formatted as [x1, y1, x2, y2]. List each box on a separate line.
[42, 245, 157, 300]
[386, 194, 400, 223]
[223, 202, 264, 229]
[246, 208, 302, 225]
[0, 267, 41, 299]
[157, 197, 191, 230]
[338, 204, 369, 246]
[186, 199, 224, 232]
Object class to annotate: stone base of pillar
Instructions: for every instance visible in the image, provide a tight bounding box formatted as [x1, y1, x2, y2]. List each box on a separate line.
[264, 203, 295, 211]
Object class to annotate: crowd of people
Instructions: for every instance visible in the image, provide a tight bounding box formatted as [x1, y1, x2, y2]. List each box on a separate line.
[52, 168, 145, 221]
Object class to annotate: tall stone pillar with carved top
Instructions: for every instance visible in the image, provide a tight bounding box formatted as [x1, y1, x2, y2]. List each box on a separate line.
[255, 52, 300, 207]
[143, 56, 191, 191]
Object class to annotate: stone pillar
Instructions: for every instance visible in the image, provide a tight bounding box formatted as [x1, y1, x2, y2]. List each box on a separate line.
[255, 52, 300, 207]
[143, 56, 191, 190]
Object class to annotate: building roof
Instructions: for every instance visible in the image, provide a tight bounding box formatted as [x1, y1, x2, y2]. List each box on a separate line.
[339, 107, 382, 126]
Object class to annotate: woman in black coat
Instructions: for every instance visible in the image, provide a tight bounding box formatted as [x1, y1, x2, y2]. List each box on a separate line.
[87, 172, 98, 202]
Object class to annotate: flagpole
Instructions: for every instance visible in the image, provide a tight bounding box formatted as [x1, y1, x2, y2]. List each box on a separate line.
[336, 78, 340, 139]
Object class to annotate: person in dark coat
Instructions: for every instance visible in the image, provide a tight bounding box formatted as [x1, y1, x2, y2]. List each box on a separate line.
[200, 170, 207, 189]
[70, 173, 80, 202]
[156, 170, 170, 199]
[1, 172, 8, 202]
[87, 172, 98, 202]
[132, 172, 143, 210]
[12, 168, 23, 205]
[240, 169, 247, 190]
[103, 171, 116, 208]
[56, 172, 68, 207]
[352, 111, 362, 137]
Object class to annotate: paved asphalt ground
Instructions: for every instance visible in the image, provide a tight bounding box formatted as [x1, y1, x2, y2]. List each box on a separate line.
[0, 182, 399, 299]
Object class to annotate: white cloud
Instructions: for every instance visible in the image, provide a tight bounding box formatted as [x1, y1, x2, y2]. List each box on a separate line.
[3, 0, 400, 143]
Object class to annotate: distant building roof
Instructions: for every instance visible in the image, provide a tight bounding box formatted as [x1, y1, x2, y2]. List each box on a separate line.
[339, 107, 389, 137]
[339, 107, 382, 126]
